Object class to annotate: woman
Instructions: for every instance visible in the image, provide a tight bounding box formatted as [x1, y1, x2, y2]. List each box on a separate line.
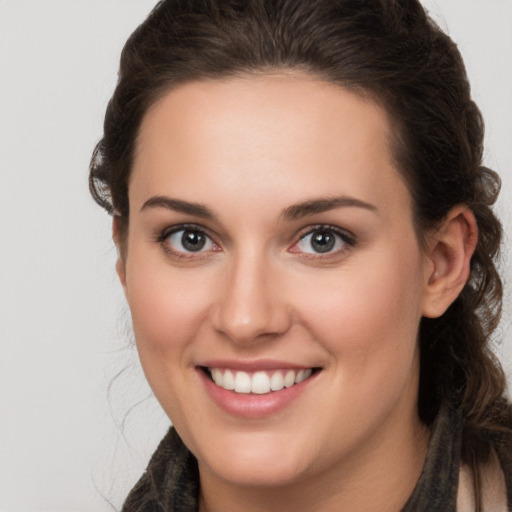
[89, 0, 512, 510]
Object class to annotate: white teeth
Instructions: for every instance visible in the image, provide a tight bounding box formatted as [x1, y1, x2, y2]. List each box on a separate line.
[251, 372, 271, 394]
[295, 369, 305, 384]
[270, 371, 285, 391]
[211, 368, 223, 387]
[209, 368, 314, 394]
[234, 371, 252, 393]
[223, 369, 235, 390]
[295, 368, 312, 384]
[284, 370, 296, 388]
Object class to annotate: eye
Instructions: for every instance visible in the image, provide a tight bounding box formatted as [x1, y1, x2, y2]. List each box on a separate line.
[292, 227, 354, 255]
[162, 227, 217, 255]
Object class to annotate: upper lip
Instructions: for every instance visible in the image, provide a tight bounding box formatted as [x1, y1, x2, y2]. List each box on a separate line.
[197, 359, 319, 372]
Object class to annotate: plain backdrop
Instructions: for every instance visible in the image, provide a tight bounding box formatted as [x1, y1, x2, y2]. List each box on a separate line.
[0, 1, 511, 511]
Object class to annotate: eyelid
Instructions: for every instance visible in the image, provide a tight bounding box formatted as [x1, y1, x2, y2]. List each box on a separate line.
[158, 223, 206, 240]
[295, 224, 356, 244]
[156, 223, 221, 258]
[154, 222, 355, 260]
[289, 224, 357, 256]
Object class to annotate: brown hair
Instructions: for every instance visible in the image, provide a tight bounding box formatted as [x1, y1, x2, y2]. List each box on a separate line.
[89, 0, 511, 504]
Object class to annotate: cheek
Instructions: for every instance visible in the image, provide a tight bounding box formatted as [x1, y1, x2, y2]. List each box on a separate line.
[297, 251, 425, 436]
[124, 252, 213, 363]
[124, 259, 217, 425]
[297, 243, 425, 369]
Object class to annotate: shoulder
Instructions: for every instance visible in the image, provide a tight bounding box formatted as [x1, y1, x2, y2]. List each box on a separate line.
[457, 450, 509, 512]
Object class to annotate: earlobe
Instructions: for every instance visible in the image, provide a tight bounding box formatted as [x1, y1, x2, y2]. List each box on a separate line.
[421, 206, 478, 318]
[112, 216, 127, 289]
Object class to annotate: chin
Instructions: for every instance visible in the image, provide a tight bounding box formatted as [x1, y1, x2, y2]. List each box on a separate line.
[204, 454, 308, 488]
[191, 429, 314, 488]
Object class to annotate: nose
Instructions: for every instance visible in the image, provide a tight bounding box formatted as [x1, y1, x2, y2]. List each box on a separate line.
[211, 251, 292, 344]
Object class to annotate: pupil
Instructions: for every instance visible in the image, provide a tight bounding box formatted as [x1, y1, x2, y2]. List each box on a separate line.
[311, 230, 335, 253]
[182, 230, 206, 251]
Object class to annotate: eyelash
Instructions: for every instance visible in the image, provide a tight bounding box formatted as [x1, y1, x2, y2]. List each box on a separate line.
[156, 223, 220, 260]
[290, 225, 357, 259]
[156, 223, 356, 260]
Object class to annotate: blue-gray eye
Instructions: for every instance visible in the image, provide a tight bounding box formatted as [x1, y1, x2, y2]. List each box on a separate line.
[297, 229, 347, 254]
[167, 229, 214, 253]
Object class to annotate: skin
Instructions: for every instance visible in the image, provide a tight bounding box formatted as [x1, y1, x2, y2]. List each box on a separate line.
[116, 73, 477, 512]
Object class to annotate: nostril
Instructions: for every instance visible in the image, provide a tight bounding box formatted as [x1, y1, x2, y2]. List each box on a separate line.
[211, 307, 293, 345]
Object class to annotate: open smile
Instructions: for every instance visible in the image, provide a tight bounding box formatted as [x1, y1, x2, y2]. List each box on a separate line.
[205, 367, 316, 394]
[196, 362, 323, 417]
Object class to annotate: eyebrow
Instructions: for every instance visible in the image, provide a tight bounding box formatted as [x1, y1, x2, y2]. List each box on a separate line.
[141, 196, 215, 218]
[140, 194, 377, 220]
[281, 196, 378, 220]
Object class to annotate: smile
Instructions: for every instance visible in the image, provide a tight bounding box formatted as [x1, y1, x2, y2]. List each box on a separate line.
[207, 367, 314, 395]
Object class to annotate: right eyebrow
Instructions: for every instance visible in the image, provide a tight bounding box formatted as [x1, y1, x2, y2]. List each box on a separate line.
[140, 196, 215, 219]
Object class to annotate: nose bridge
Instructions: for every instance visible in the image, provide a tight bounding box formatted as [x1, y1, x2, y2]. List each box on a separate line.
[212, 246, 291, 343]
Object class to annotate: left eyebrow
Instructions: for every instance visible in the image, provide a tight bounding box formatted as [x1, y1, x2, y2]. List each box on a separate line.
[281, 196, 378, 220]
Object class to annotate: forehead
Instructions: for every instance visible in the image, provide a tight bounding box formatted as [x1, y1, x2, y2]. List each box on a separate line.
[131, 73, 411, 220]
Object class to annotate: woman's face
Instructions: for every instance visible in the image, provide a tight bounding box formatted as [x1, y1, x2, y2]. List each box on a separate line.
[120, 74, 432, 490]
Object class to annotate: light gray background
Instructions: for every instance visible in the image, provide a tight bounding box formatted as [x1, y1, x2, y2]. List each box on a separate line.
[0, 1, 511, 511]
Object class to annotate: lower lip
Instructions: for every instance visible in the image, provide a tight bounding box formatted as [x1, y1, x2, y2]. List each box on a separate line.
[197, 369, 318, 418]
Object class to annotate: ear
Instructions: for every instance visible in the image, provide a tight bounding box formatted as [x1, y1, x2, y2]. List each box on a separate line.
[421, 206, 478, 318]
[112, 216, 127, 289]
